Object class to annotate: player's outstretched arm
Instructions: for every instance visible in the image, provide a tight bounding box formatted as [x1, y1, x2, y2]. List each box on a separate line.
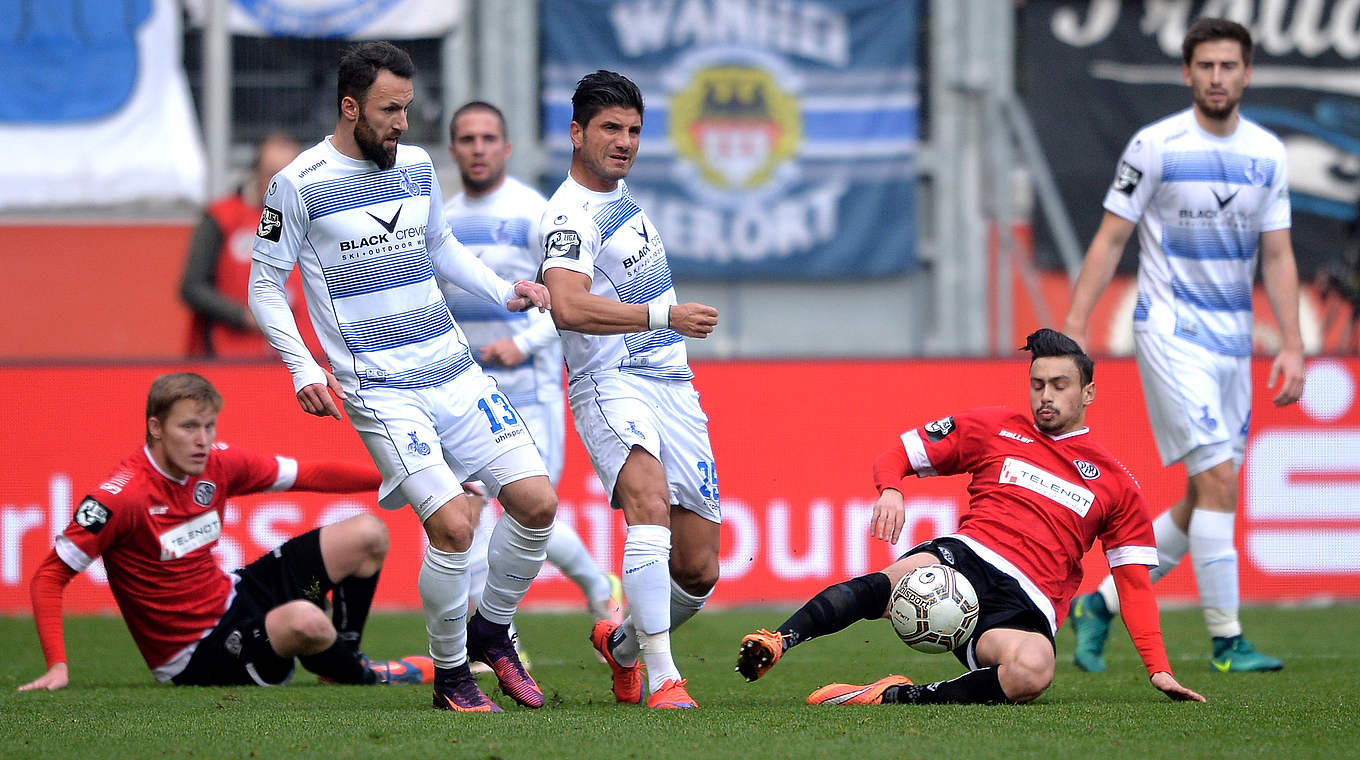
[1062, 212, 1137, 349]
[1150, 671, 1206, 702]
[1260, 228, 1305, 406]
[249, 259, 330, 414]
[544, 268, 716, 337]
[1111, 563, 1205, 701]
[19, 553, 79, 692]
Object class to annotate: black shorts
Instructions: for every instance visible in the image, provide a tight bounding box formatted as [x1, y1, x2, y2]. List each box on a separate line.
[173, 528, 333, 686]
[902, 537, 1055, 670]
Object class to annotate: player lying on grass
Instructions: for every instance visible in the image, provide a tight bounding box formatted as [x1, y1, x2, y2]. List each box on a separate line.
[19, 372, 431, 692]
[736, 329, 1205, 705]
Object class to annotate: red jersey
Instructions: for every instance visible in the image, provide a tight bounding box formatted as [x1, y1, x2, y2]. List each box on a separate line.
[188, 193, 317, 357]
[53, 444, 296, 678]
[898, 407, 1156, 636]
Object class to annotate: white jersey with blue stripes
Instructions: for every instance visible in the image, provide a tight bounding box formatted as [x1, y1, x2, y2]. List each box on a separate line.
[253, 137, 492, 394]
[1103, 108, 1290, 357]
[539, 176, 691, 382]
[442, 176, 563, 409]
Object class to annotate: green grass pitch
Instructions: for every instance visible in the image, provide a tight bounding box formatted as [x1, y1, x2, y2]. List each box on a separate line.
[2, 605, 1356, 759]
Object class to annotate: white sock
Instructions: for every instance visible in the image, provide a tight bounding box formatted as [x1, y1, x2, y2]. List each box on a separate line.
[619, 524, 674, 676]
[547, 519, 613, 603]
[1188, 509, 1241, 638]
[669, 577, 710, 631]
[479, 513, 552, 624]
[1096, 574, 1120, 615]
[637, 629, 681, 692]
[419, 545, 470, 668]
[1149, 509, 1191, 584]
[465, 509, 493, 614]
[1096, 508, 1190, 615]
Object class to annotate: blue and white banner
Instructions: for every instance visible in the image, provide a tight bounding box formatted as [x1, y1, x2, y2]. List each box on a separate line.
[182, 0, 464, 39]
[0, 0, 205, 209]
[540, 0, 919, 279]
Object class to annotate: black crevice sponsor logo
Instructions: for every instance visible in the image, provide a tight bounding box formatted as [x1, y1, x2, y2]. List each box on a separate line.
[367, 204, 403, 233]
[1210, 188, 1239, 210]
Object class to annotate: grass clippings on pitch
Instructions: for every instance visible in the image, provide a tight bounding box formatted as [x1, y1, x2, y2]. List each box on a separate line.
[2, 606, 1356, 760]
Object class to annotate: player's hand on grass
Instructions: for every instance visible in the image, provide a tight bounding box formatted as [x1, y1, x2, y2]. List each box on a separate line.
[508, 279, 551, 313]
[1268, 346, 1304, 407]
[669, 302, 719, 338]
[479, 337, 526, 368]
[1150, 671, 1205, 702]
[297, 369, 345, 419]
[18, 662, 68, 692]
[871, 488, 906, 544]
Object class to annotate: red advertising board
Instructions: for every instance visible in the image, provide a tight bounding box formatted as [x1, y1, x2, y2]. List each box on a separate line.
[2, 359, 1357, 615]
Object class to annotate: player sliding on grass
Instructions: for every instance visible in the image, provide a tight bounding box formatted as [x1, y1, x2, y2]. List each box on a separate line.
[736, 330, 1205, 705]
[19, 373, 431, 692]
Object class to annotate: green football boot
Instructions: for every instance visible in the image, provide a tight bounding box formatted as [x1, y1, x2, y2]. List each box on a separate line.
[1210, 635, 1283, 673]
[1069, 592, 1113, 673]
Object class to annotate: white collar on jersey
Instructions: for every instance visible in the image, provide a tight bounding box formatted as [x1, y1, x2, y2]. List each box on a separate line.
[1032, 425, 1090, 441]
[143, 445, 189, 485]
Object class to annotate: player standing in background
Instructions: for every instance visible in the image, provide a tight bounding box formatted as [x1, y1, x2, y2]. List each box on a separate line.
[19, 373, 430, 691]
[248, 41, 557, 712]
[441, 101, 623, 657]
[736, 330, 1204, 705]
[540, 70, 721, 709]
[1063, 18, 1304, 674]
[180, 132, 316, 358]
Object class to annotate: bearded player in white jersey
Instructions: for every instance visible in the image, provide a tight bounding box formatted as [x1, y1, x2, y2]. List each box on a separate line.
[1063, 18, 1305, 674]
[441, 101, 623, 651]
[541, 70, 721, 709]
[248, 41, 557, 712]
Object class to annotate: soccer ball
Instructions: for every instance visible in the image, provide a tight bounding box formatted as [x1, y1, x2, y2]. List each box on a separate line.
[888, 564, 980, 654]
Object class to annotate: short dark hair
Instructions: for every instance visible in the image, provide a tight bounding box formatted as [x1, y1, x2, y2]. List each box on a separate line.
[1019, 328, 1094, 387]
[337, 41, 414, 113]
[449, 101, 507, 142]
[571, 70, 644, 129]
[1182, 17, 1253, 66]
[146, 373, 223, 444]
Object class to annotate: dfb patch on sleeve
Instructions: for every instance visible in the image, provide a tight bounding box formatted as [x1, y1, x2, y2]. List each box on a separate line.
[74, 497, 111, 534]
[924, 416, 956, 442]
[544, 229, 581, 260]
[1113, 161, 1143, 195]
[256, 206, 283, 242]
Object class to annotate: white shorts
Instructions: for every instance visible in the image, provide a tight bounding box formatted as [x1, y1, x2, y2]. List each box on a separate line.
[346, 370, 547, 521]
[516, 396, 565, 485]
[568, 371, 721, 524]
[1133, 331, 1251, 475]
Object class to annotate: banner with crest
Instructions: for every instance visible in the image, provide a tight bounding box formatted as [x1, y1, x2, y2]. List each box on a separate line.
[539, 0, 919, 279]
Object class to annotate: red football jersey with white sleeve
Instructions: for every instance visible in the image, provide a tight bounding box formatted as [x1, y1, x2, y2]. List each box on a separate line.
[899, 407, 1156, 636]
[53, 444, 296, 678]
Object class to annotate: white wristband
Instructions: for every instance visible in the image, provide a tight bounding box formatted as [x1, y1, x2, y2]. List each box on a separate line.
[647, 302, 670, 331]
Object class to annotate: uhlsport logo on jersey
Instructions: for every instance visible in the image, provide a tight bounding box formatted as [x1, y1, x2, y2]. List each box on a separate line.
[669, 65, 801, 194]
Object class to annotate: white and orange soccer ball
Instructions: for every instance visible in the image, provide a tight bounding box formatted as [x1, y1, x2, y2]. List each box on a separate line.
[888, 564, 980, 654]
